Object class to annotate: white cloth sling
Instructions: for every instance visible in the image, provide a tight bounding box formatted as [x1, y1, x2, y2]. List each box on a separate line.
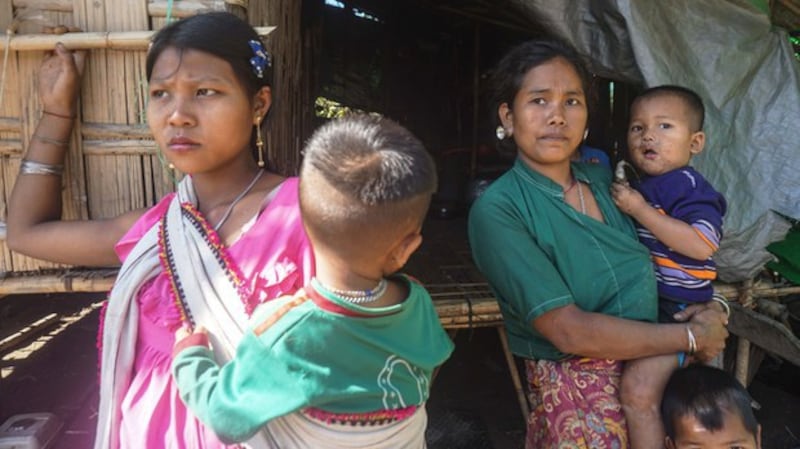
[263, 407, 428, 449]
[95, 175, 427, 449]
[95, 176, 271, 449]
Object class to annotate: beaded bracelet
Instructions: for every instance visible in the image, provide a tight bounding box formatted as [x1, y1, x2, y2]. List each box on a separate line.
[685, 325, 697, 355]
[42, 110, 76, 120]
[32, 133, 70, 147]
[20, 159, 64, 176]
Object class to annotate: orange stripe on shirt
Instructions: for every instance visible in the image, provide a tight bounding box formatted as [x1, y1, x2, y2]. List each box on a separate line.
[693, 226, 719, 251]
[652, 256, 717, 280]
[253, 291, 309, 336]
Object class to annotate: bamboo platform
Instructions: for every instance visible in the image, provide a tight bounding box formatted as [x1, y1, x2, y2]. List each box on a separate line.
[0, 217, 798, 404]
[0, 266, 796, 332]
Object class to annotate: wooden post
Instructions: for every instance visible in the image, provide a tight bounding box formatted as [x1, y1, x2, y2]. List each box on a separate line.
[734, 278, 754, 385]
[735, 337, 751, 385]
[497, 326, 530, 423]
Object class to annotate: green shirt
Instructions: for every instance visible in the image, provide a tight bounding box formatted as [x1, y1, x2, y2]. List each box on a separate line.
[172, 275, 454, 443]
[468, 159, 657, 361]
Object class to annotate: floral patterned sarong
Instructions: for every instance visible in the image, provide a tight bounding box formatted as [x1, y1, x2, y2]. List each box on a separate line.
[525, 358, 628, 449]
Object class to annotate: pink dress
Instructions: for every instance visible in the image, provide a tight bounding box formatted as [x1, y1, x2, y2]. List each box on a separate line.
[112, 177, 314, 449]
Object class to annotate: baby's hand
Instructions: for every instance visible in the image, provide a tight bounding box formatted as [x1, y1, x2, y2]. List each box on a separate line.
[173, 326, 209, 349]
[38, 30, 86, 117]
[610, 182, 647, 216]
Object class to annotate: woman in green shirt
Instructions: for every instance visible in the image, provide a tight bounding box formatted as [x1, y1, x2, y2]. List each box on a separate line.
[468, 39, 729, 449]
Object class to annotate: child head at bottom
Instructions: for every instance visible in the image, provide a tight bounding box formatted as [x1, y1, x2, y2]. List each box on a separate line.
[661, 364, 760, 449]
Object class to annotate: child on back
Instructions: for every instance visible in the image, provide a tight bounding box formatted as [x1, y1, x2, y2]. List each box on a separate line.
[661, 364, 761, 449]
[171, 114, 454, 448]
[611, 85, 728, 449]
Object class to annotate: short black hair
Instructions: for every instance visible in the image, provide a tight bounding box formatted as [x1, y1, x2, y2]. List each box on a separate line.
[146, 12, 273, 97]
[489, 38, 594, 121]
[632, 85, 705, 132]
[299, 114, 436, 258]
[661, 364, 758, 440]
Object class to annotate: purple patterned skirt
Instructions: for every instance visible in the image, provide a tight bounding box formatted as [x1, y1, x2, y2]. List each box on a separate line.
[525, 358, 628, 449]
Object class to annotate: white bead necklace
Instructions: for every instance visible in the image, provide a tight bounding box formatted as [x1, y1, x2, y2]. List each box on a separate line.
[311, 277, 389, 304]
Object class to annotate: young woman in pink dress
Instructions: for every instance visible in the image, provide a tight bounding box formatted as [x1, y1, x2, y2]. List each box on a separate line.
[6, 12, 314, 449]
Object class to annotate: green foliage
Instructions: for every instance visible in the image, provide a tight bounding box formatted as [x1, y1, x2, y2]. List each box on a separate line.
[314, 97, 357, 119]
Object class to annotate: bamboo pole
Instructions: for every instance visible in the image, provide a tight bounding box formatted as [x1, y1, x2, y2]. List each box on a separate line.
[0, 117, 19, 132]
[147, 1, 229, 18]
[0, 27, 275, 51]
[81, 122, 150, 139]
[1, 139, 158, 156]
[11, 0, 230, 16]
[82, 140, 157, 155]
[714, 281, 800, 307]
[0, 273, 116, 294]
[11, 0, 71, 12]
[0, 140, 21, 154]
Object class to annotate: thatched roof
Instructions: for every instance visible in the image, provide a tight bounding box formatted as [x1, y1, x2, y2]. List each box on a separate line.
[773, 0, 800, 30]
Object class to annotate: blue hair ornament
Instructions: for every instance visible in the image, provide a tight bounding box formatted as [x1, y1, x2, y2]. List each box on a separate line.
[248, 39, 271, 79]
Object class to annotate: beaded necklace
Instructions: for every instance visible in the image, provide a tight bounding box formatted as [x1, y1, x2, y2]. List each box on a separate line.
[311, 277, 388, 304]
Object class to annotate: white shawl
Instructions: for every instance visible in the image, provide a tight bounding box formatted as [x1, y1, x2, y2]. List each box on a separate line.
[94, 176, 270, 449]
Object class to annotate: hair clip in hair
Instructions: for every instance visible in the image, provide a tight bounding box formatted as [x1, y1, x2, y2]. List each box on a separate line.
[248, 39, 271, 79]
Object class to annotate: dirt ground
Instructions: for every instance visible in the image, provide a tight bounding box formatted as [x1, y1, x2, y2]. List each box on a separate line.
[1, 292, 799, 449]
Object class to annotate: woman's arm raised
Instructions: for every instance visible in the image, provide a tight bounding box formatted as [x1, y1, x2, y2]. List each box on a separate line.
[6, 43, 144, 267]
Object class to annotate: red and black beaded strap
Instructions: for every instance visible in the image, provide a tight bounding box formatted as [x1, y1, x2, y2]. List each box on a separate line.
[157, 203, 257, 327]
[179, 203, 255, 312]
[303, 405, 418, 427]
[158, 211, 195, 327]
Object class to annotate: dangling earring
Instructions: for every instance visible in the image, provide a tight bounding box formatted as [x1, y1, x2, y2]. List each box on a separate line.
[168, 162, 175, 170]
[496, 125, 506, 140]
[255, 116, 265, 168]
[583, 129, 589, 141]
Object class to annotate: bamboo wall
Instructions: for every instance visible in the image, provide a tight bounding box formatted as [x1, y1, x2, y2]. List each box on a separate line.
[0, 0, 310, 277]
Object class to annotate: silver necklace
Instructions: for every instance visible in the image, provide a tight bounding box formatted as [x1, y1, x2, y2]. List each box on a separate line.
[213, 169, 264, 231]
[311, 277, 389, 304]
[576, 180, 586, 214]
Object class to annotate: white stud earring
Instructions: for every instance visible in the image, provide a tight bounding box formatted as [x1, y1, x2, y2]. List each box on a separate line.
[496, 125, 506, 140]
[583, 129, 589, 141]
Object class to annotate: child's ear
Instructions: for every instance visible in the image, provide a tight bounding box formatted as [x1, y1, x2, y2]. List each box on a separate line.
[385, 231, 423, 274]
[664, 436, 676, 449]
[689, 130, 705, 155]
